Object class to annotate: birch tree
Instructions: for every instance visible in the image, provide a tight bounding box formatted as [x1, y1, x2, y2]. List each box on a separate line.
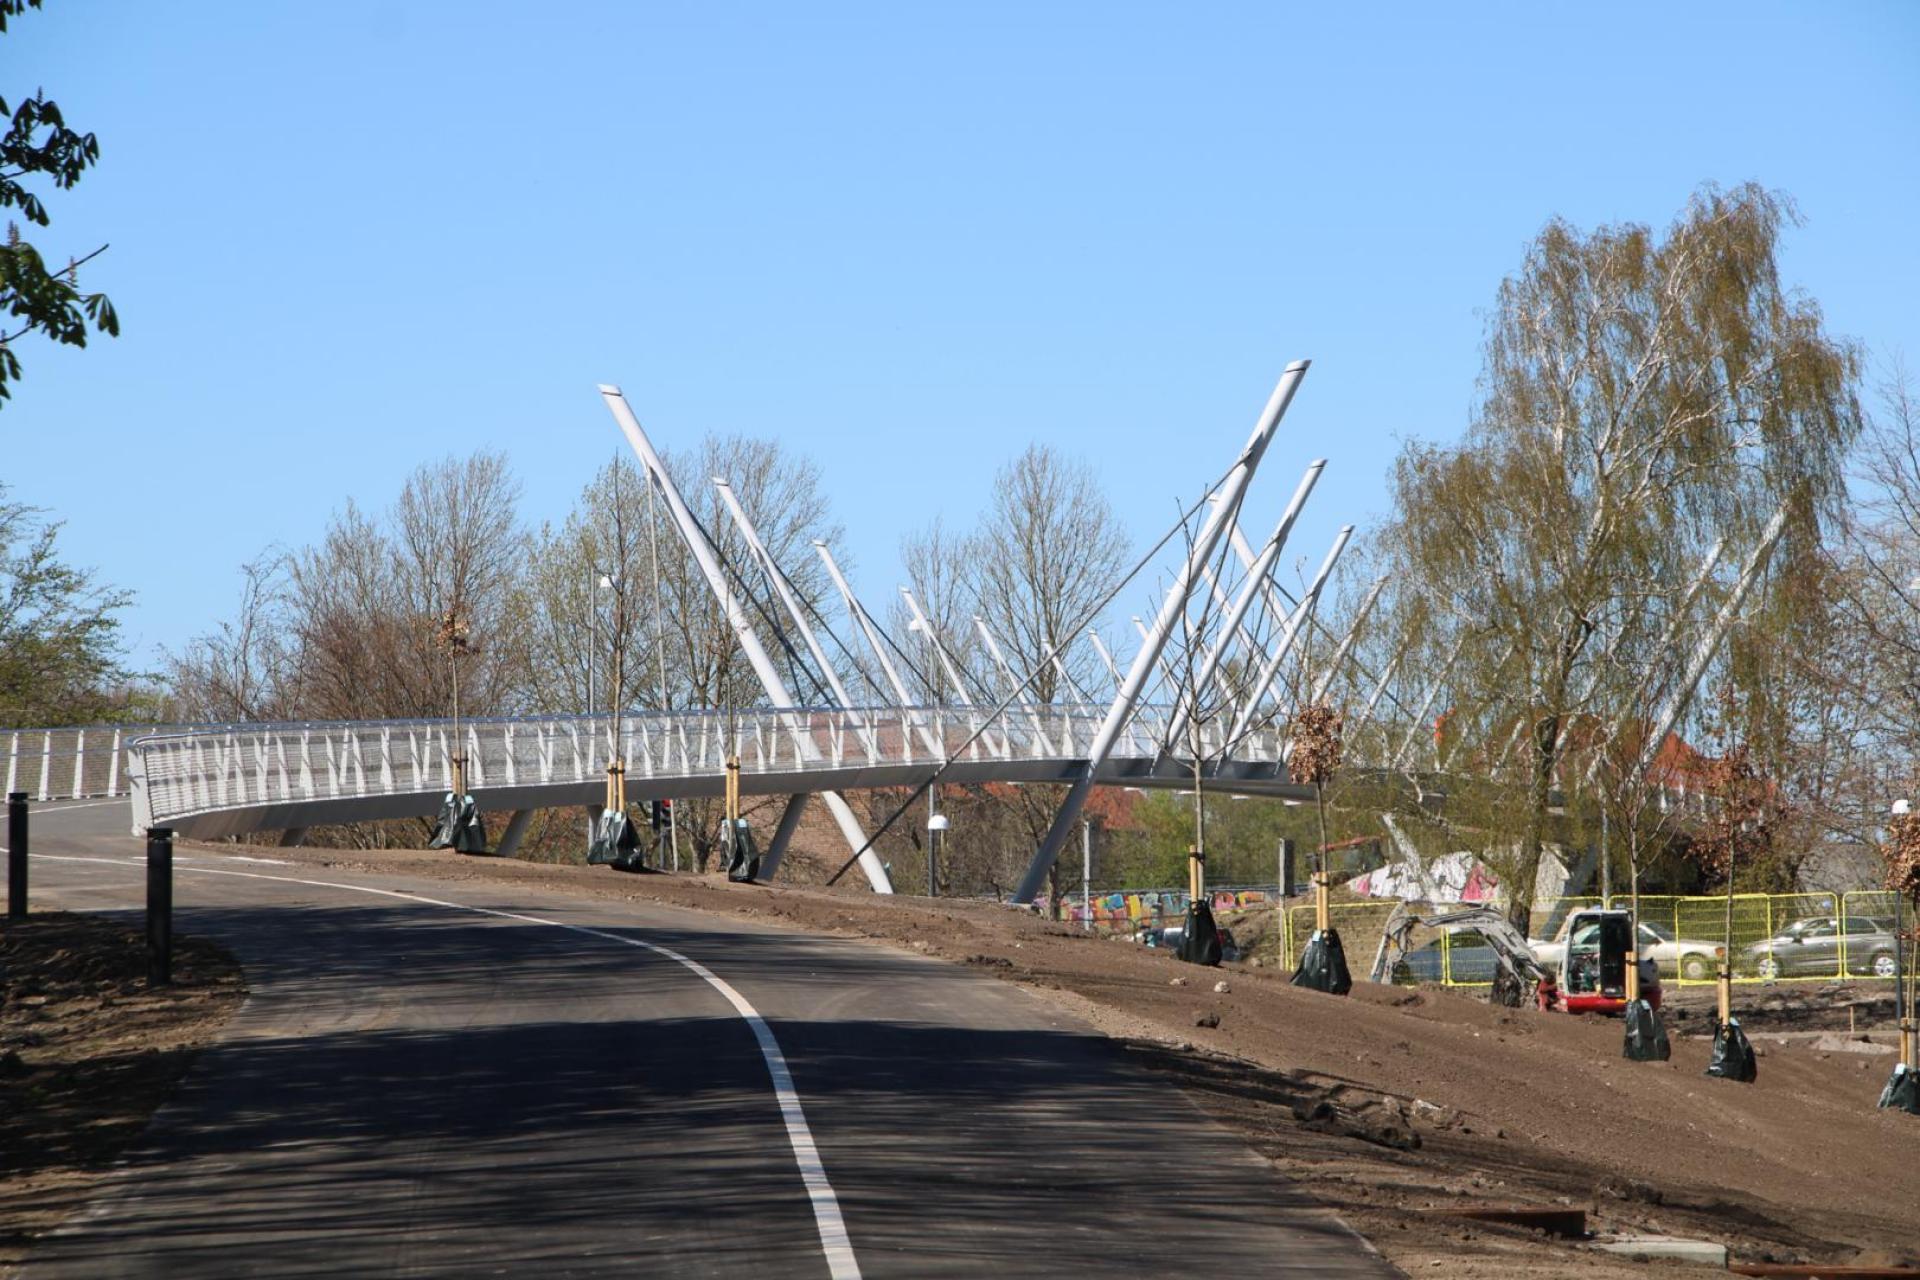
[1378, 183, 1861, 932]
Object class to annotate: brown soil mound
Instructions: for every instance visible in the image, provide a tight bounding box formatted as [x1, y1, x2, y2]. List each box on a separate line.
[0, 913, 245, 1266]
[180, 843, 1920, 1275]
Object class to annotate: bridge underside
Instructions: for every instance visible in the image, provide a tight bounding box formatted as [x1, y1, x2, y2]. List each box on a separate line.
[154, 755, 1305, 843]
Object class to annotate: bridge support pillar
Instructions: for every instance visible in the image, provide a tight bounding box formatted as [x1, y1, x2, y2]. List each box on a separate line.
[495, 809, 534, 859]
[278, 827, 309, 848]
[760, 794, 809, 880]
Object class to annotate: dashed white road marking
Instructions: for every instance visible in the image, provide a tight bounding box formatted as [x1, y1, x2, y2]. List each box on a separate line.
[30, 852, 864, 1280]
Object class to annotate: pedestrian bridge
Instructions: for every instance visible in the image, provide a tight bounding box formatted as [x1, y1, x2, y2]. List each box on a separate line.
[122, 702, 1309, 872]
[50, 362, 1352, 901]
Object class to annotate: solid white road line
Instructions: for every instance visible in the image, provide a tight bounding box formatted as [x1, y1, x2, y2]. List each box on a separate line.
[30, 852, 864, 1280]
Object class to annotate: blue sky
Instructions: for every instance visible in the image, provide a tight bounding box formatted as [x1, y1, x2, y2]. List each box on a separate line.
[8, 1, 1918, 669]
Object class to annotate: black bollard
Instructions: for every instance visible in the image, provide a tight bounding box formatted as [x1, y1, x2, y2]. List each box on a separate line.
[146, 826, 173, 986]
[7, 792, 25, 920]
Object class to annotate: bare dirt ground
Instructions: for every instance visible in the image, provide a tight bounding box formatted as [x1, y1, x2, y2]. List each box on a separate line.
[0, 913, 245, 1269]
[214, 841, 1919, 1278]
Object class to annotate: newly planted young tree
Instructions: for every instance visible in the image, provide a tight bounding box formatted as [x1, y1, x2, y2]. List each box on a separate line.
[1878, 797, 1920, 1110]
[426, 600, 487, 853]
[1290, 700, 1351, 994]
[1695, 691, 1789, 1081]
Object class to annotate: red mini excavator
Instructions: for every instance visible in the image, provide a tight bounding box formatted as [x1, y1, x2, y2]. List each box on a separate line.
[1557, 907, 1662, 1014]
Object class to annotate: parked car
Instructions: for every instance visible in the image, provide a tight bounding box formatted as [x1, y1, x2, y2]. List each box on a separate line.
[1743, 915, 1899, 980]
[1390, 928, 1499, 985]
[1531, 918, 1722, 981]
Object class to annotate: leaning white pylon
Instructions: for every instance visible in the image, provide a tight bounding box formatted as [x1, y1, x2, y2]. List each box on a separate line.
[1162, 461, 1325, 750]
[1226, 524, 1353, 746]
[599, 385, 894, 893]
[815, 541, 942, 758]
[1013, 360, 1310, 904]
[712, 476, 874, 878]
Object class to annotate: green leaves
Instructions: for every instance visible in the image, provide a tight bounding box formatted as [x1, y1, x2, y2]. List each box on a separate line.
[0, 2, 44, 35]
[1, 3, 117, 409]
[1373, 182, 1862, 920]
[0, 483, 134, 727]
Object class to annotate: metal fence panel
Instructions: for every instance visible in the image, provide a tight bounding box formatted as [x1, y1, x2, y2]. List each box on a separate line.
[1671, 892, 1843, 983]
[1838, 890, 1903, 981]
[1283, 900, 1399, 975]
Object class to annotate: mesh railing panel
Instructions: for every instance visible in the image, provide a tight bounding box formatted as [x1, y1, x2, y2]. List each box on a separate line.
[2, 726, 170, 800]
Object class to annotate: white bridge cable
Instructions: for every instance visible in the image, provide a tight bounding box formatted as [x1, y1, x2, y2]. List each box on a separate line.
[975, 617, 1055, 754]
[820, 415, 1274, 887]
[601, 386, 893, 893]
[815, 543, 937, 754]
[712, 479, 880, 770]
[1224, 524, 1353, 748]
[666, 480, 847, 712]
[1280, 573, 1388, 765]
[1013, 359, 1310, 903]
[1164, 461, 1325, 752]
[1225, 523, 1430, 730]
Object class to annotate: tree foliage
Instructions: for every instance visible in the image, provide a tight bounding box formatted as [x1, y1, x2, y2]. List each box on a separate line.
[1374, 182, 1861, 927]
[1692, 742, 1794, 893]
[1, 0, 118, 407]
[0, 483, 131, 725]
[970, 444, 1129, 703]
[1803, 366, 1920, 850]
[1881, 805, 1920, 909]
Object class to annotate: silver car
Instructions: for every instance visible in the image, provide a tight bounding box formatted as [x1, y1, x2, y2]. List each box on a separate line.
[1531, 918, 1723, 982]
[1743, 916, 1899, 981]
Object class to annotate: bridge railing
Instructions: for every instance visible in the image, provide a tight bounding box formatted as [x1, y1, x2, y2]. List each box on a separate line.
[123, 702, 1293, 836]
[2, 725, 176, 801]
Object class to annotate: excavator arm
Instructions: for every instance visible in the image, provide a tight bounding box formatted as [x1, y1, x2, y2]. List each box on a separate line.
[1368, 903, 1550, 997]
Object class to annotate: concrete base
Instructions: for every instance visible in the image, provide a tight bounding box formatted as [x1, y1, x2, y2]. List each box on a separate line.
[758, 793, 808, 881]
[278, 827, 309, 848]
[1593, 1234, 1728, 1265]
[494, 809, 534, 859]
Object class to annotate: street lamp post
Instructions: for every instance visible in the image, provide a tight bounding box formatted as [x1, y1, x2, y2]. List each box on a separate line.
[927, 811, 947, 898]
[1893, 801, 1916, 1071]
[1081, 816, 1093, 933]
[909, 612, 948, 898]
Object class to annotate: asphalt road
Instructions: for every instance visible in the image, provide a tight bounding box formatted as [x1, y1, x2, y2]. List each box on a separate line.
[7, 800, 1398, 1278]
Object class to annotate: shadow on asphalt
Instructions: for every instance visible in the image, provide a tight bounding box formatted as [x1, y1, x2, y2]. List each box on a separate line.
[22, 901, 1387, 1278]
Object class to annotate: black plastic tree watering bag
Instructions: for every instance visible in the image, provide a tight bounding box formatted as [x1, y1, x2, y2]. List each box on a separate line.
[588, 808, 639, 866]
[1622, 998, 1671, 1062]
[427, 792, 487, 855]
[1177, 899, 1222, 967]
[1291, 928, 1352, 995]
[723, 818, 760, 883]
[1878, 1062, 1919, 1114]
[1705, 1016, 1758, 1083]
